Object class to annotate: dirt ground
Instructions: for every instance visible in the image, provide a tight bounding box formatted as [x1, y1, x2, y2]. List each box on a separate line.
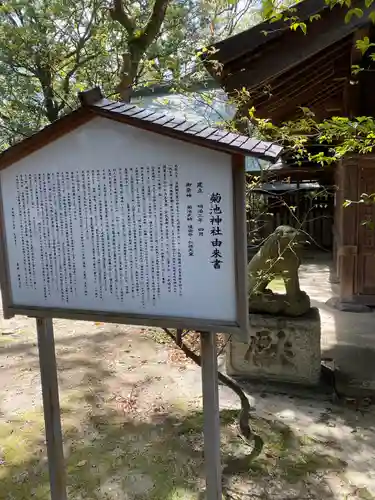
[1, 311, 375, 500]
[1, 252, 375, 499]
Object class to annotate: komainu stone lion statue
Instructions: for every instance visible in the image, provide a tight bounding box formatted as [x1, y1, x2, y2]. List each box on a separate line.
[248, 225, 311, 317]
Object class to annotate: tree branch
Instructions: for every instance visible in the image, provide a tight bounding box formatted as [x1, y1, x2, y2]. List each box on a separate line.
[110, 0, 135, 36]
[139, 0, 170, 48]
[59, 2, 100, 105]
[59, 54, 98, 111]
[0, 110, 32, 139]
[226, 0, 256, 36]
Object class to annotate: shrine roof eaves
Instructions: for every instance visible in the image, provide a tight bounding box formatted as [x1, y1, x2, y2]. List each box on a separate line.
[202, 0, 371, 92]
[86, 91, 282, 161]
[203, 0, 328, 68]
[0, 87, 283, 171]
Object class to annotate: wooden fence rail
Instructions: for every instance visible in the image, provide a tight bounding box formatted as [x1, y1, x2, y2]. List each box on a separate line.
[247, 186, 334, 250]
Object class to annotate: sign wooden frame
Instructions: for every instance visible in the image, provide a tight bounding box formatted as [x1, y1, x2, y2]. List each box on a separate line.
[0, 154, 249, 338]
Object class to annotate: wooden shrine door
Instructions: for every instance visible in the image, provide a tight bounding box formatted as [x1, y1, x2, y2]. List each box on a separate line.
[335, 155, 375, 305]
[356, 159, 375, 302]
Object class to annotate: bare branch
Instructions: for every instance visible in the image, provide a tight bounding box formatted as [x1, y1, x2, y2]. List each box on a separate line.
[59, 54, 98, 109]
[227, 0, 256, 36]
[58, 1, 101, 104]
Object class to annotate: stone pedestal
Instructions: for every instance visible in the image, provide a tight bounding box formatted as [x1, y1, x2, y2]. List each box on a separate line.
[226, 307, 321, 386]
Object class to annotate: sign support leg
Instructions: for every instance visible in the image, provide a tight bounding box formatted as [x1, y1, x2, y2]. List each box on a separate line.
[36, 318, 67, 500]
[200, 331, 222, 500]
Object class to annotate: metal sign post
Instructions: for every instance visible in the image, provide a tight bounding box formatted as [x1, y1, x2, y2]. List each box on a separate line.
[36, 317, 67, 500]
[200, 331, 222, 500]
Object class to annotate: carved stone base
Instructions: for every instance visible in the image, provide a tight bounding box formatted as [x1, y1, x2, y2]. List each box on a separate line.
[226, 307, 321, 386]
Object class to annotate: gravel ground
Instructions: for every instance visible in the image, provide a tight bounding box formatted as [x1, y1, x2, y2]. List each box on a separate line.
[0, 313, 374, 499]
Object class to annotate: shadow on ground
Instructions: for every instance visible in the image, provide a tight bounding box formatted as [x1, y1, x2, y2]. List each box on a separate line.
[303, 254, 375, 392]
[0, 405, 350, 500]
[0, 328, 357, 500]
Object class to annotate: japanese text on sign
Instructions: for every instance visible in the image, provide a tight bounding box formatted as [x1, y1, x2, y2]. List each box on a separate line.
[0, 117, 237, 323]
[209, 193, 223, 269]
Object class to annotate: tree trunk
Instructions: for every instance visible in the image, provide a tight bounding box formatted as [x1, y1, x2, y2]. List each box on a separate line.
[234, 104, 250, 135]
[110, 0, 171, 103]
[36, 65, 60, 122]
[117, 49, 141, 103]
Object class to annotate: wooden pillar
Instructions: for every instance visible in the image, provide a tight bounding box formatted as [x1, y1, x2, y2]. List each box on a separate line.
[355, 155, 375, 303]
[337, 156, 358, 303]
[332, 162, 342, 282]
[358, 71, 375, 117]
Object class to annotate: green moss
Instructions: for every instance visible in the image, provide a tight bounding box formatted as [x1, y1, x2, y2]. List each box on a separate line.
[0, 403, 350, 500]
[177, 408, 237, 435]
[0, 405, 204, 500]
[177, 408, 347, 484]
[0, 335, 17, 345]
[143, 328, 172, 345]
[355, 487, 375, 500]
[268, 278, 286, 293]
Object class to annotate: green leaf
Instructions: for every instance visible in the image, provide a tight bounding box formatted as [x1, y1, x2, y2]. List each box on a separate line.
[355, 36, 375, 54]
[309, 14, 321, 22]
[362, 220, 375, 229]
[345, 8, 364, 23]
[290, 22, 307, 34]
[269, 13, 283, 23]
[351, 64, 363, 75]
[262, 0, 275, 19]
[369, 11, 375, 23]
[365, 0, 374, 7]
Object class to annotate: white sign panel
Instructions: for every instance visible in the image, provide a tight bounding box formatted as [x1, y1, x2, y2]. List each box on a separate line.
[1, 117, 239, 324]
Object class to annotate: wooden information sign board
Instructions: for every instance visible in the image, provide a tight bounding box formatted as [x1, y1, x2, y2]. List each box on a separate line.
[0, 88, 283, 500]
[0, 116, 249, 337]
